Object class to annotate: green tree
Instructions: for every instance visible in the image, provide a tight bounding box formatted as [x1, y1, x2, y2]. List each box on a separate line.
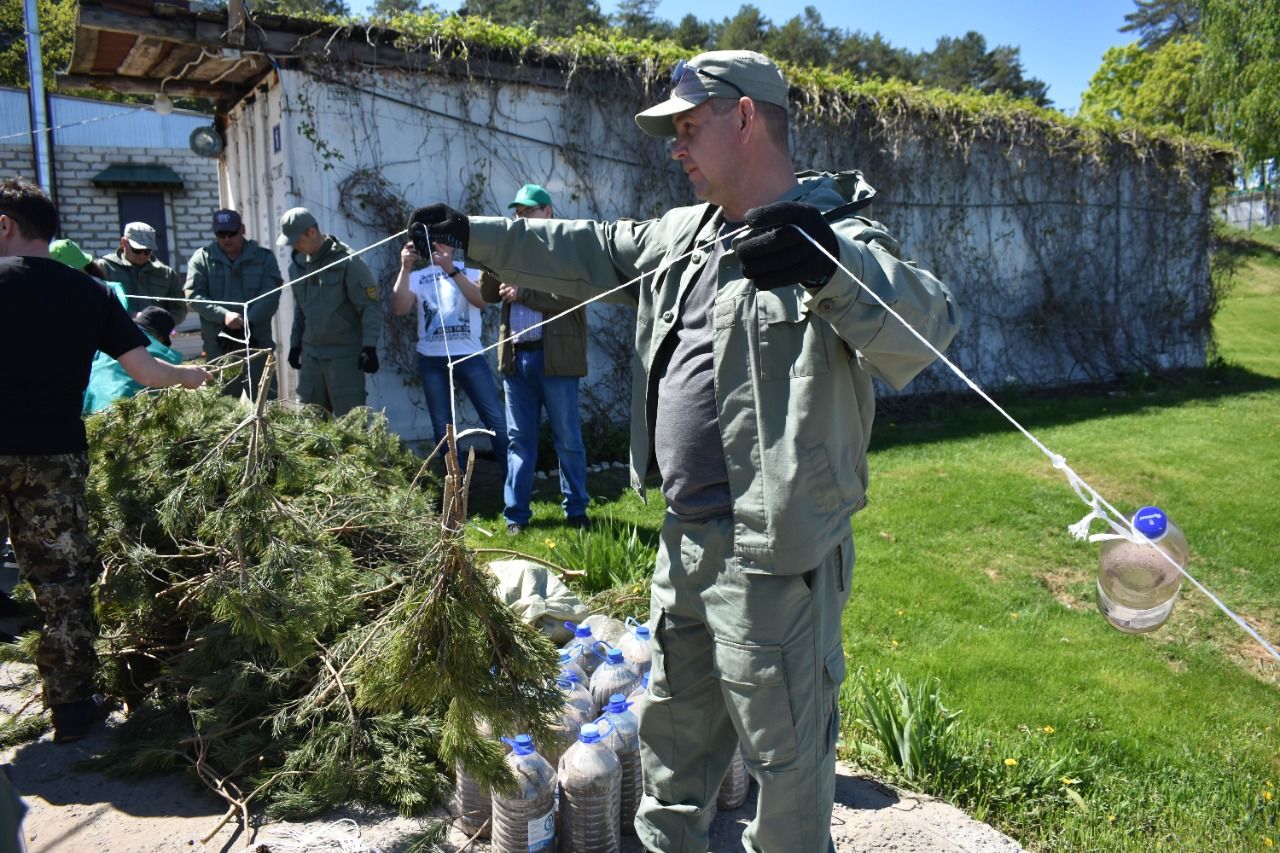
[461, 0, 605, 35]
[369, 0, 425, 19]
[610, 0, 671, 40]
[832, 31, 919, 83]
[1119, 0, 1199, 49]
[717, 4, 769, 52]
[670, 13, 713, 50]
[1080, 37, 1208, 131]
[918, 31, 1051, 106]
[257, 0, 352, 17]
[0, 0, 75, 89]
[1197, 0, 1280, 172]
[764, 6, 833, 68]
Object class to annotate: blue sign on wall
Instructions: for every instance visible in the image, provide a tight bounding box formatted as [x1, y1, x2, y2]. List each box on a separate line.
[272, 124, 281, 154]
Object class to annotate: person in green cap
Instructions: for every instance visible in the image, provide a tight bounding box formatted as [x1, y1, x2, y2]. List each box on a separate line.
[185, 209, 284, 399]
[478, 184, 591, 535]
[411, 50, 959, 852]
[98, 221, 186, 325]
[48, 238, 108, 282]
[278, 207, 381, 416]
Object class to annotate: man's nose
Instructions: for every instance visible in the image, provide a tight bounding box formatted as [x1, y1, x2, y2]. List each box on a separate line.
[668, 138, 686, 161]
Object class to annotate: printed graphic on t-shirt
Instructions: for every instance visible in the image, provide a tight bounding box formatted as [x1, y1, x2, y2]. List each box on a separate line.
[409, 265, 483, 357]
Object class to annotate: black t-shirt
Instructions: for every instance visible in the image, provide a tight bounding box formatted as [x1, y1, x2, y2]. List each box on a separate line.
[0, 256, 148, 455]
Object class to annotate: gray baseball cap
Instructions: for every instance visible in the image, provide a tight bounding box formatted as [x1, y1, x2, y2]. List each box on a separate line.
[122, 221, 158, 251]
[277, 207, 318, 246]
[635, 50, 790, 138]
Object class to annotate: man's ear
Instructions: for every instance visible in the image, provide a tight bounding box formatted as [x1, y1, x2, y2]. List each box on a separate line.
[738, 97, 757, 140]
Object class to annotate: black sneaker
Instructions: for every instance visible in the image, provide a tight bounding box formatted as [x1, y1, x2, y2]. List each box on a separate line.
[566, 515, 591, 530]
[50, 697, 109, 744]
[506, 523, 524, 536]
[0, 546, 16, 571]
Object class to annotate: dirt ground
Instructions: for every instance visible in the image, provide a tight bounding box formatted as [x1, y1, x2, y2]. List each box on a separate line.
[2, 677, 1024, 853]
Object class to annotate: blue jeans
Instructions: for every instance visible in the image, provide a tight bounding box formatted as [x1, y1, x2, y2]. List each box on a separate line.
[503, 347, 589, 525]
[418, 354, 509, 472]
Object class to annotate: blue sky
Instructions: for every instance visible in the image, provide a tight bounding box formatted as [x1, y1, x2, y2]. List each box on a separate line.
[349, 0, 1137, 113]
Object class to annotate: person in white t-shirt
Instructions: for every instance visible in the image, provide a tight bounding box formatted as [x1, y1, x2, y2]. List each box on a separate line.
[391, 240, 508, 470]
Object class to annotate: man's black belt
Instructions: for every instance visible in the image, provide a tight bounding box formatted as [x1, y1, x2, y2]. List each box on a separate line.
[514, 339, 543, 352]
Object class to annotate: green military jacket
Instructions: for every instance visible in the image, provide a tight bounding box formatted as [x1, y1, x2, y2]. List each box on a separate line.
[470, 172, 960, 572]
[98, 249, 186, 324]
[478, 271, 588, 377]
[185, 239, 283, 355]
[288, 236, 381, 358]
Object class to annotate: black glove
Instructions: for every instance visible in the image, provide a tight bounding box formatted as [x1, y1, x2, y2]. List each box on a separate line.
[738, 201, 840, 291]
[287, 346, 302, 370]
[408, 204, 470, 256]
[358, 346, 379, 374]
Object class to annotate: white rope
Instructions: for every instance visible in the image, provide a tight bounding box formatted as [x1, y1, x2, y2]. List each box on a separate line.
[0, 108, 137, 142]
[256, 818, 384, 852]
[786, 224, 1280, 664]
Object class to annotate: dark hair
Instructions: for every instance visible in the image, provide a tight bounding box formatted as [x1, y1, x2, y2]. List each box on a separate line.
[0, 178, 59, 241]
[708, 98, 790, 154]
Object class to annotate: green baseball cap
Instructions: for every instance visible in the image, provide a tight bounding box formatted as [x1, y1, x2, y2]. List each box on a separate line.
[507, 184, 553, 209]
[635, 50, 790, 138]
[49, 238, 92, 270]
[277, 207, 318, 246]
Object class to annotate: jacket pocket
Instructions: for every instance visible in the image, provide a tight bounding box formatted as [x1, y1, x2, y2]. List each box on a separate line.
[713, 639, 798, 765]
[756, 288, 829, 379]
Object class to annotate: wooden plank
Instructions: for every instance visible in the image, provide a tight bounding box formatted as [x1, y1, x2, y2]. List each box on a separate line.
[59, 73, 242, 103]
[77, 3, 196, 43]
[147, 44, 208, 79]
[116, 36, 168, 76]
[69, 25, 100, 74]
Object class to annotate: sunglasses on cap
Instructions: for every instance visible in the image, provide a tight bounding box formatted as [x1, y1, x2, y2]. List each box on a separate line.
[670, 59, 746, 101]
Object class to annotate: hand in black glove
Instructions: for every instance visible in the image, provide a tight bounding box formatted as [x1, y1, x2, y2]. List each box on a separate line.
[287, 346, 302, 370]
[358, 346, 379, 374]
[408, 204, 470, 256]
[737, 201, 840, 291]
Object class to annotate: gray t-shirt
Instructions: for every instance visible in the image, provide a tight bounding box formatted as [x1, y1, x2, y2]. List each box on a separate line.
[653, 225, 736, 521]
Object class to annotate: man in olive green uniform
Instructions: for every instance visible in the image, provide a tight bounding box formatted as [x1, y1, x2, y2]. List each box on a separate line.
[185, 209, 283, 398]
[411, 51, 959, 852]
[278, 207, 381, 416]
[98, 221, 186, 324]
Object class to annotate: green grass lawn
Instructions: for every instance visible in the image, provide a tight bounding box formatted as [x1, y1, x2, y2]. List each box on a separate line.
[467, 225, 1280, 851]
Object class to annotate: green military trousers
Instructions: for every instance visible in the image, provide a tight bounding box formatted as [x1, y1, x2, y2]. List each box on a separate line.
[636, 512, 852, 853]
[297, 355, 367, 417]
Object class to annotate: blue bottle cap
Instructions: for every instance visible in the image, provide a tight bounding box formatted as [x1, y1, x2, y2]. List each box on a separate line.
[607, 648, 625, 665]
[512, 734, 534, 755]
[1134, 506, 1168, 540]
[579, 723, 601, 743]
[606, 694, 630, 714]
[635, 626, 651, 639]
[564, 621, 592, 638]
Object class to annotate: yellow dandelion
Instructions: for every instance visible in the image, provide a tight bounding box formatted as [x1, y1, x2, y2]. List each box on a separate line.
[1264, 838, 1273, 848]
[1004, 758, 1018, 767]
[1060, 776, 1079, 786]
[1042, 725, 1055, 734]
[897, 609, 905, 617]
[1107, 815, 1115, 824]
[891, 639, 899, 647]
[1009, 612, 1018, 620]
[544, 538, 557, 549]
[1266, 790, 1273, 803]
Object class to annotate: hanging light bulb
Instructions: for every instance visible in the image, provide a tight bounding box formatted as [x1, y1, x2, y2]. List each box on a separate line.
[153, 92, 174, 116]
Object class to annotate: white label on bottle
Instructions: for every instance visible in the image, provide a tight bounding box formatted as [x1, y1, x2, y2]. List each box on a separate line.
[528, 807, 555, 851]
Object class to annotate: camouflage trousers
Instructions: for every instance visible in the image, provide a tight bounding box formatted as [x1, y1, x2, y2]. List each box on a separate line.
[0, 453, 100, 706]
